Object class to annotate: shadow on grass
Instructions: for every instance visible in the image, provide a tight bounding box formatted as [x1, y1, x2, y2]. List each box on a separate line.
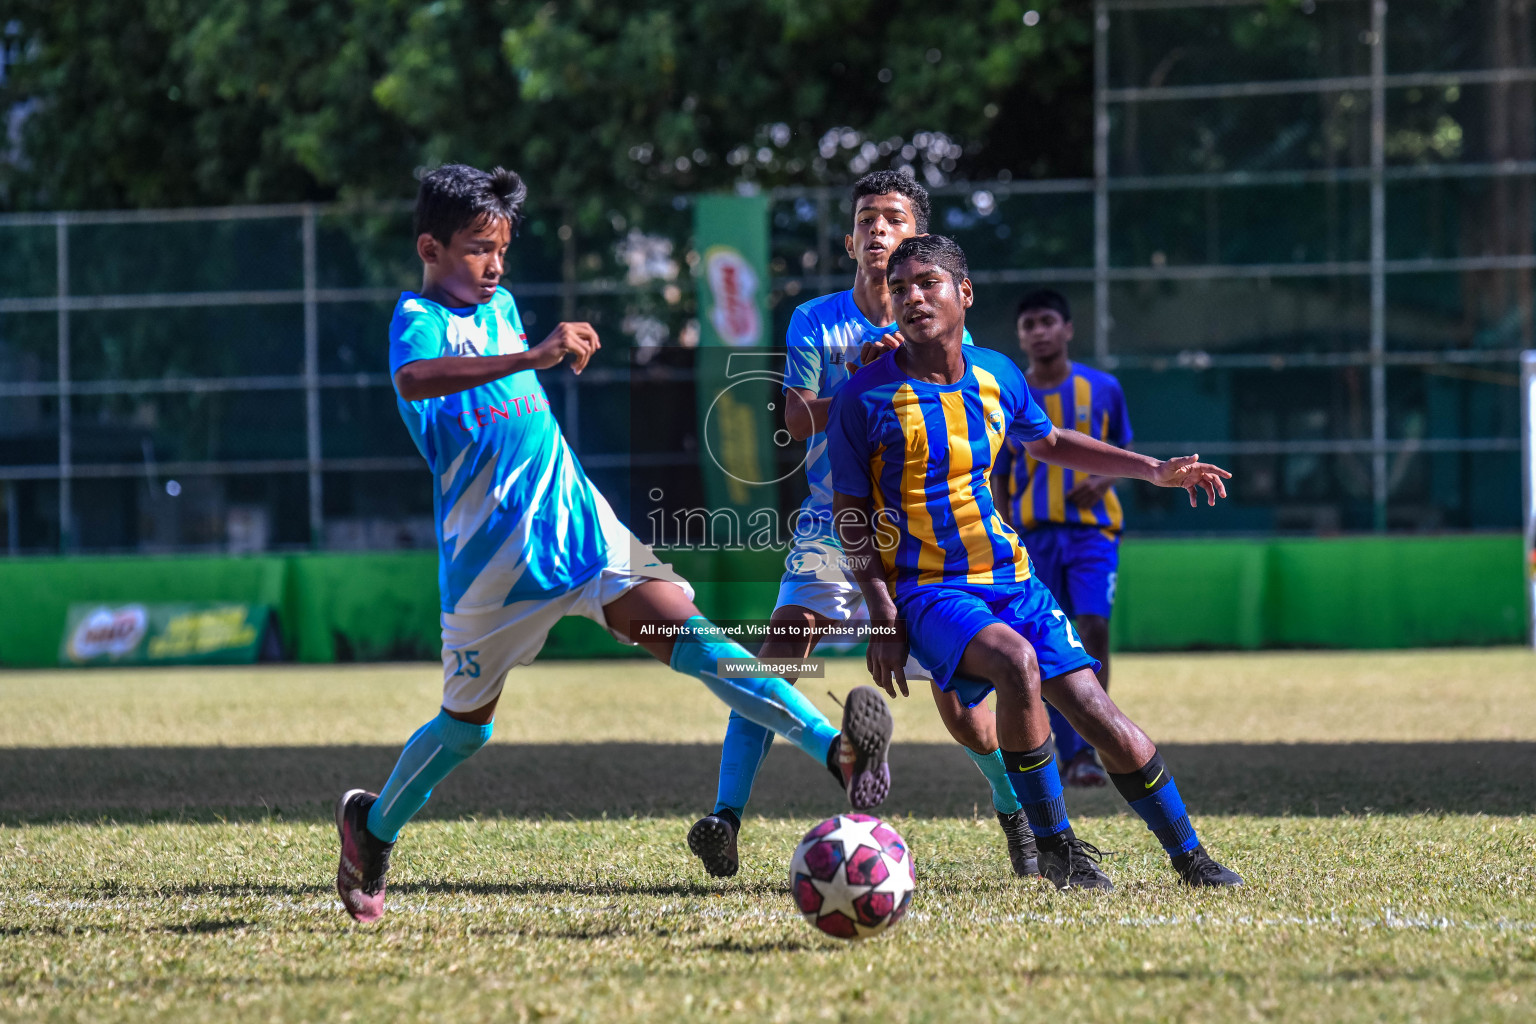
[1, 741, 1532, 825]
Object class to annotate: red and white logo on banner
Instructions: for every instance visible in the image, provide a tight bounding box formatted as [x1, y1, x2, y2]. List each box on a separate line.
[705, 247, 761, 347]
[68, 605, 149, 661]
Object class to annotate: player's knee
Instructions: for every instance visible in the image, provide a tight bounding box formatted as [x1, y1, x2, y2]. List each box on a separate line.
[994, 654, 1040, 704]
[944, 712, 996, 754]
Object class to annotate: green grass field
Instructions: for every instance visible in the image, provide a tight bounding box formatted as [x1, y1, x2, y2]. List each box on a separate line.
[3, 649, 1535, 1022]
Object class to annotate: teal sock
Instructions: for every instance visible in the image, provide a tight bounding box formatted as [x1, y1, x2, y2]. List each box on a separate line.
[713, 710, 775, 818]
[670, 616, 838, 765]
[966, 747, 1023, 814]
[366, 709, 493, 843]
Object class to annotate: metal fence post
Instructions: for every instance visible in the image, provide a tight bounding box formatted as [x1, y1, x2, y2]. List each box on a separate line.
[55, 215, 72, 552]
[303, 206, 323, 547]
[1523, 350, 1536, 647]
[1093, 0, 1112, 363]
[1369, 0, 1389, 532]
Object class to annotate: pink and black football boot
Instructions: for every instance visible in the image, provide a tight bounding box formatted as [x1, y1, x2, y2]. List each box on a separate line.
[335, 789, 394, 923]
[835, 685, 894, 811]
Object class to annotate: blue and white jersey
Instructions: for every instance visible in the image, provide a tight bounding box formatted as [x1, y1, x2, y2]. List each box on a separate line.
[782, 289, 970, 531]
[390, 287, 609, 613]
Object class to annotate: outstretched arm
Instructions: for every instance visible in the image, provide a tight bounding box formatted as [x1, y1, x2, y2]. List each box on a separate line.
[833, 491, 910, 698]
[394, 322, 601, 401]
[1021, 428, 1230, 507]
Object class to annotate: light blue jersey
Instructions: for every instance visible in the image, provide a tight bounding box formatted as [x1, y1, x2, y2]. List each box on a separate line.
[390, 287, 609, 613]
[782, 289, 970, 531]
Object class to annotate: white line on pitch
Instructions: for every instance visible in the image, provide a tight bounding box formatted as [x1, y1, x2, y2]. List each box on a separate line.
[5, 896, 1535, 933]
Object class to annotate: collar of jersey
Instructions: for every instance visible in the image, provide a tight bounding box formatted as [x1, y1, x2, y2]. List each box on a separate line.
[1028, 359, 1076, 393]
[887, 349, 975, 393]
[404, 289, 488, 319]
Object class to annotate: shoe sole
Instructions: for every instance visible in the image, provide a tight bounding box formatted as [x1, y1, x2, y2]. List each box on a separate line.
[686, 817, 739, 879]
[1043, 871, 1115, 892]
[1180, 873, 1244, 888]
[841, 685, 893, 811]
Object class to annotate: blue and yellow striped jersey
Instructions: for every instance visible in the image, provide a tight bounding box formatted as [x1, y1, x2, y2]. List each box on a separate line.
[995, 362, 1133, 535]
[826, 347, 1054, 595]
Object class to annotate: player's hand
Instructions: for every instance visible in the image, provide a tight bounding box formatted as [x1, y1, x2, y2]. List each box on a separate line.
[529, 322, 601, 374]
[1150, 454, 1231, 507]
[853, 333, 902, 373]
[1066, 476, 1112, 509]
[865, 625, 910, 699]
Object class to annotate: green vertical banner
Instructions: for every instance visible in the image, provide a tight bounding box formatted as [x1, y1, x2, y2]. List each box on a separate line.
[693, 194, 780, 527]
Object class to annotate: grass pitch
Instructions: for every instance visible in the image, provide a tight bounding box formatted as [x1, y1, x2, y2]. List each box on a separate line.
[2, 649, 1535, 1022]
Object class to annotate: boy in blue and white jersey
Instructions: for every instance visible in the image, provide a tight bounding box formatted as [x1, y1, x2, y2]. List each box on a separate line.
[829, 234, 1243, 891]
[687, 172, 1039, 882]
[334, 164, 896, 923]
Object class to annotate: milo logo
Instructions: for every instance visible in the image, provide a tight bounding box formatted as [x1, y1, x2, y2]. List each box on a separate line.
[67, 605, 149, 662]
[705, 247, 761, 347]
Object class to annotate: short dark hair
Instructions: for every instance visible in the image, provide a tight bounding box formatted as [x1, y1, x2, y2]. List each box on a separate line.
[886, 234, 968, 284]
[1016, 288, 1072, 323]
[851, 170, 930, 233]
[414, 164, 528, 245]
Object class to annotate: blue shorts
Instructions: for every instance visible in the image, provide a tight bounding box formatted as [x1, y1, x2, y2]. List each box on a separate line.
[1020, 526, 1120, 621]
[898, 575, 1102, 709]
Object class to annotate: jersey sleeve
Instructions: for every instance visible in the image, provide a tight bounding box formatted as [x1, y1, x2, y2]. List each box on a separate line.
[1007, 386, 1055, 444]
[826, 388, 874, 497]
[389, 301, 444, 378]
[782, 308, 822, 393]
[1107, 378, 1134, 447]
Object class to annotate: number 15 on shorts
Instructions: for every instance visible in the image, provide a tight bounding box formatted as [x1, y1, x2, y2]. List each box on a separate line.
[1048, 611, 1085, 650]
[450, 649, 481, 678]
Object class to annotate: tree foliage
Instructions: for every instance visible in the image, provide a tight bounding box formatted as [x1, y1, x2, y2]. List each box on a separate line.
[0, 0, 1089, 220]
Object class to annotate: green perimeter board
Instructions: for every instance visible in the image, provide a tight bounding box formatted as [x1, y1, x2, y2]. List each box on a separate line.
[0, 535, 1522, 667]
[0, 555, 289, 668]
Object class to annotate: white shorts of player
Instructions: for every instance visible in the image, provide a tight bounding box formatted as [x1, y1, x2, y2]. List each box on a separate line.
[439, 495, 694, 714]
[774, 532, 932, 683]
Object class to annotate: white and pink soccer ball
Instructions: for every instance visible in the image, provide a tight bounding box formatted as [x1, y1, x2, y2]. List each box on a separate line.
[790, 813, 915, 940]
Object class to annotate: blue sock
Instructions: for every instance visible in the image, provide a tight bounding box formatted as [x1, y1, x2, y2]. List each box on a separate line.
[965, 747, 1022, 814]
[670, 617, 838, 765]
[713, 711, 775, 818]
[366, 709, 493, 843]
[1002, 743, 1072, 841]
[1109, 752, 1200, 856]
[1048, 704, 1091, 769]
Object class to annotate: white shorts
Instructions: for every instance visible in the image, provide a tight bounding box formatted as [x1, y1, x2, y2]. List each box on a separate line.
[774, 532, 932, 681]
[439, 498, 693, 713]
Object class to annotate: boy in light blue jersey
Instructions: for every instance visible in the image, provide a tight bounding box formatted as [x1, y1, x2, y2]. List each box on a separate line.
[829, 234, 1243, 891]
[687, 172, 1039, 882]
[994, 288, 1133, 789]
[334, 164, 896, 923]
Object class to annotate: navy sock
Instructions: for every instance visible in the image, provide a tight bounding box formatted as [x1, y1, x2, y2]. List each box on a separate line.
[1003, 743, 1072, 851]
[1109, 751, 1200, 857]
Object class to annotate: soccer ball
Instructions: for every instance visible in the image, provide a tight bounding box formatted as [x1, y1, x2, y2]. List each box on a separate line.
[789, 813, 915, 940]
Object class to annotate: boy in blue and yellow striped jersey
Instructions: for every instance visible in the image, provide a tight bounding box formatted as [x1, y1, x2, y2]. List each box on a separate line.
[828, 235, 1243, 891]
[994, 289, 1130, 788]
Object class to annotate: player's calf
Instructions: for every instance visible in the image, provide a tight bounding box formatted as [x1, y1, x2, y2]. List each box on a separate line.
[1107, 752, 1243, 887]
[1043, 670, 1242, 886]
